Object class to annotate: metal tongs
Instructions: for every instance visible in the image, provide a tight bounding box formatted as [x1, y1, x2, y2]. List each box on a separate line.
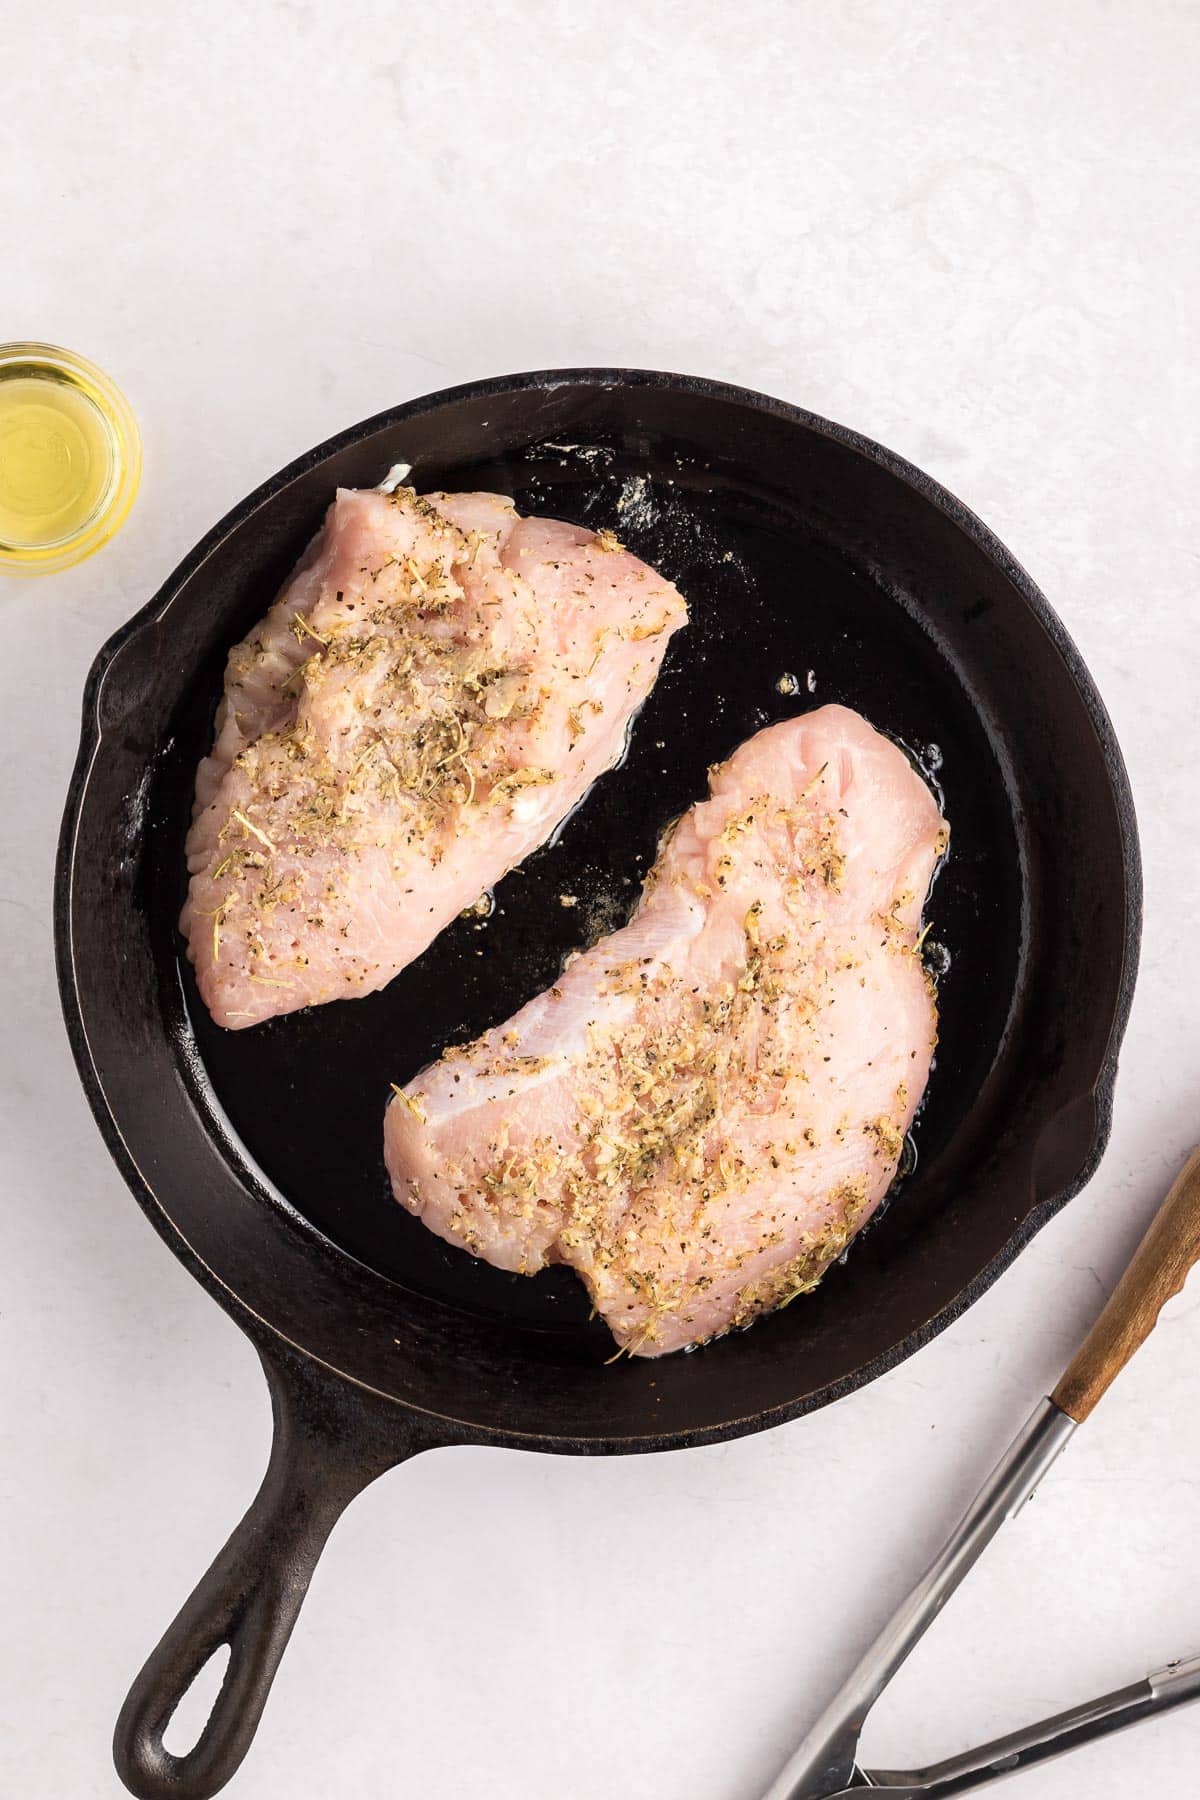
[761, 1145, 1200, 1800]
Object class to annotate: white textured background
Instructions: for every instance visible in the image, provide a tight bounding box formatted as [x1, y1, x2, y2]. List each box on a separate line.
[4, 4, 1199, 1796]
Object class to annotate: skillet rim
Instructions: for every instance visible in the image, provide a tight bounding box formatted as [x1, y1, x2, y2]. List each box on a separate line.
[54, 365, 1143, 1452]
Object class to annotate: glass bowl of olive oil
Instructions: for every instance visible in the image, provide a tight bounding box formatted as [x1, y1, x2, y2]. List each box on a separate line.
[0, 342, 141, 575]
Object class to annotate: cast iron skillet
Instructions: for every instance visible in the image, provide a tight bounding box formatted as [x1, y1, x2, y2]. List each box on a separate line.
[56, 370, 1140, 1800]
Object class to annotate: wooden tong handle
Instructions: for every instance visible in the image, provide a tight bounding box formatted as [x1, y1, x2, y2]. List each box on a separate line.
[1053, 1145, 1200, 1422]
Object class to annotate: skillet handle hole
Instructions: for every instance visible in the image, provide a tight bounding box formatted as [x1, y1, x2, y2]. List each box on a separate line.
[161, 1645, 232, 1759]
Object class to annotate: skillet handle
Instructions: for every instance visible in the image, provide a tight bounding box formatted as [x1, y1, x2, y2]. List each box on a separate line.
[114, 1343, 431, 1800]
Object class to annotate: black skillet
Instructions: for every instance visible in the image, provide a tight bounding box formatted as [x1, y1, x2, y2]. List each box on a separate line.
[55, 370, 1141, 1800]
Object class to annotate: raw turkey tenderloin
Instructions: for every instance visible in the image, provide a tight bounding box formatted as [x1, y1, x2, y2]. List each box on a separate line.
[182, 487, 687, 1028]
[386, 705, 947, 1356]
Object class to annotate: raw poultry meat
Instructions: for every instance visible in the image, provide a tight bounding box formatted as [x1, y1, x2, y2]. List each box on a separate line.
[181, 486, 687, 1027]
[385, 705, 948, 1357]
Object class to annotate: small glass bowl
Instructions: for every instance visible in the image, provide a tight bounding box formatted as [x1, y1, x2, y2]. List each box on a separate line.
[0, 341, 142, 575]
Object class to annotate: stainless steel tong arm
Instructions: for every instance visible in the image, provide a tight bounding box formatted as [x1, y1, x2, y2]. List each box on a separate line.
[762, 1399, 1076, 1800]
[759, 1144, 1200, 1800]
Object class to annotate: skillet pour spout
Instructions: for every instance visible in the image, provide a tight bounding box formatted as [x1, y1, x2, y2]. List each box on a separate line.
[57, 370, 1140, 1796]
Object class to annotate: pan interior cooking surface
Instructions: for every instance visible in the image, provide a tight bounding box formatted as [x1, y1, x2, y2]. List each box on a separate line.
[162, 443, 1019, 1344]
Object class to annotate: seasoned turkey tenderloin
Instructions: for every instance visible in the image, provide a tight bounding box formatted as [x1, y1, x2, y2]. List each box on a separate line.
[182, 487, 687, 1027]
[386, 705, 947, 1356]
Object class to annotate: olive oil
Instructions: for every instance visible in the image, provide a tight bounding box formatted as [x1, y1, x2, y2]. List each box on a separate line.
[0, 373, 114, 547]
[0, 344, 140, 574]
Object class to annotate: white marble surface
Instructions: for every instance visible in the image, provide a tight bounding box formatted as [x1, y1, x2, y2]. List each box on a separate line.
[4, 4, 1200, 1796]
